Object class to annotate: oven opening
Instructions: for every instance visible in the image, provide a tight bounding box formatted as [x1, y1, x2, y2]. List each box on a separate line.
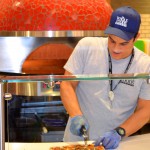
[6, 94, 69, 142]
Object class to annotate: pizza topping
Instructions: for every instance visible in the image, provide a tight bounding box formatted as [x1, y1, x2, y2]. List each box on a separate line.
[50, 144, 104, 150]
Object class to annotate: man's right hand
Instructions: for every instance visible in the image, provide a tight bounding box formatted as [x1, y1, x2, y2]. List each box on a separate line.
[70, 115, 89, 136]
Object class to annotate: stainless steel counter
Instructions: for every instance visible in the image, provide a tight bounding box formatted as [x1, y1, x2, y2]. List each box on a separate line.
[5, 133, 150, 150]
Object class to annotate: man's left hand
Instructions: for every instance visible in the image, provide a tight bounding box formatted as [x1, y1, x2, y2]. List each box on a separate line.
[94, 130, 121, 149]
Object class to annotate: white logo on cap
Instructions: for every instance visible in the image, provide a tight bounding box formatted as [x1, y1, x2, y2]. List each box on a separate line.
[115, 16, 128, 27]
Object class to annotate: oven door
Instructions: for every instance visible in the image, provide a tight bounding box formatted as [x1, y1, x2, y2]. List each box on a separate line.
[6, 94, 68, 142]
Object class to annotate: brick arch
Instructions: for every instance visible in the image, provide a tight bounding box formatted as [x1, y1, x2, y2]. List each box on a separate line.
[22, 43, 73, 75]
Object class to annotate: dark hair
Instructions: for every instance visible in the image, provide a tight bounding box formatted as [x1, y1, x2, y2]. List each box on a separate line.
[134, 33, 138, 38]
[133, 33, 138, 41]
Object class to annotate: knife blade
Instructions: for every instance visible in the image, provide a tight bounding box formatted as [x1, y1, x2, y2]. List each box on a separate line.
[80, 125, 89, 146]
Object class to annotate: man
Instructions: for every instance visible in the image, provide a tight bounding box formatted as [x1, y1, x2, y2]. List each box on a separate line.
[60, 6, 150, 149]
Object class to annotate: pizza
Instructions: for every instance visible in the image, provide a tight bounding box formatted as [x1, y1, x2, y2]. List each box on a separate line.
[50, 144, 104, 150]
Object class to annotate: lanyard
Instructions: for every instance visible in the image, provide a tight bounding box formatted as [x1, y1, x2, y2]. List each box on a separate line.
[108, 49, 134, 91]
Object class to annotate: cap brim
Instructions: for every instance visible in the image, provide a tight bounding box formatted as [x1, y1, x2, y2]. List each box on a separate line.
[104, 26, 135, 41]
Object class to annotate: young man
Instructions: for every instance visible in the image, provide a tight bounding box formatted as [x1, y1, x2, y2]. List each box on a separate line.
[60, 6, 150, 149]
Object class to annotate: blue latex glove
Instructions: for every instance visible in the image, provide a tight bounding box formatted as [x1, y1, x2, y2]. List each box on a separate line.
[94, 130, 121, 149]
[70, 115, 89, 136]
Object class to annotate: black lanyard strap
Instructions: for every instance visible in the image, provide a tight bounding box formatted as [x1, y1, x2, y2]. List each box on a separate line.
[108, 49, 134, 91]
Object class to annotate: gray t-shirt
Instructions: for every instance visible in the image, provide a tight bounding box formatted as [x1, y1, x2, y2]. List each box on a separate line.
[63, 37, 150, 142]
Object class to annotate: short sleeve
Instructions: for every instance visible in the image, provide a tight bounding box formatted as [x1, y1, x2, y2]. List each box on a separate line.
[64, 38, 90, 74]
[139, 79, 150, 100]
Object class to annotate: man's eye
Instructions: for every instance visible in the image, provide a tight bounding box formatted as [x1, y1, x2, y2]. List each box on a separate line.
[120, 43, 127, 46]
[111, 40, 115, 43]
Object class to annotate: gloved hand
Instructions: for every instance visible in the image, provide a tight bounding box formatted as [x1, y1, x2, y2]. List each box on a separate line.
[70, 115, 89, 136]
[94, 130, 121, 149]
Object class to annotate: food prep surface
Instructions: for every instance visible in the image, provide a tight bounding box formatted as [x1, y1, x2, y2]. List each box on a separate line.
[5, 133, 150, 150]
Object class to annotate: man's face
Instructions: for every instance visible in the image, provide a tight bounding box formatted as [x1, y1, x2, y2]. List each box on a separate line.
[108, 34, 137, 60]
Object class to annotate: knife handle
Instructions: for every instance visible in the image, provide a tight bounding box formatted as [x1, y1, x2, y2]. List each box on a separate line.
[80, 125, 87, 135]
[80, 125, 88, 140]
[80, 125, 88, 146]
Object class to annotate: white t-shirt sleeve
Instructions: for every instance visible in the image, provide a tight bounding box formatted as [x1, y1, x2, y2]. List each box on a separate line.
[139, 77, 150, 100]
[64, 37, 93, 74]
[64, 40, 84, 74]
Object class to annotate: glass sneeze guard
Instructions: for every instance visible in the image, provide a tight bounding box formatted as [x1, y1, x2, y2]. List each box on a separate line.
[1, 73, 150, 150]
[0, 73, 150, 83]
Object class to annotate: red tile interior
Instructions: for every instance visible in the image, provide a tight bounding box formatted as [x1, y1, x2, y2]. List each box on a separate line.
[0, 0, 113, 31]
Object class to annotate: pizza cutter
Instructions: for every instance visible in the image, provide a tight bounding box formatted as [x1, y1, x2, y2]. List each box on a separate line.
[80, 125, 89, 146]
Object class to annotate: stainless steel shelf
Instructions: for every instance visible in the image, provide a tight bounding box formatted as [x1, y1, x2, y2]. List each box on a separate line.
[0, 30, 106, 37]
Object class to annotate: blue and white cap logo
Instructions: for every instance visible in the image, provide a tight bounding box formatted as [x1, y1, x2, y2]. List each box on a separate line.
[104, 6, 141, 41]
[115, 16, 128, 27]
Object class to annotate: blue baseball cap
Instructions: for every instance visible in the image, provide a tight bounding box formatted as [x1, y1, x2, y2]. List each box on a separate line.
[105, 6, 141, 41]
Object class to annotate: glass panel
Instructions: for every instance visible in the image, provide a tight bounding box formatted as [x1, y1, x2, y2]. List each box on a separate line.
[1, 73, 150, 83]
[4, 77, 150, 143]
[5, 81, 68, 143]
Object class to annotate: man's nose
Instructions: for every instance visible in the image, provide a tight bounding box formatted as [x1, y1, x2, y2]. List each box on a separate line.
[113, 45, 121, 53]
